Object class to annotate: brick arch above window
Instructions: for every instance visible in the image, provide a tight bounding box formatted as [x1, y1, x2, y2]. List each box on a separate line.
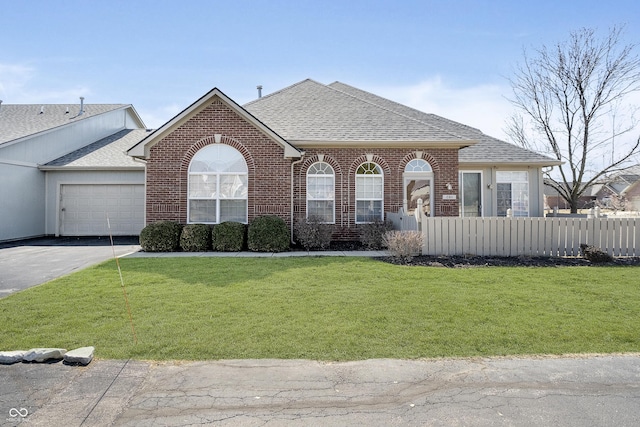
[348, 154, 391, 177]
[301, 154, 342, 176]
[180, 134, 256, 174]
[398, 152, 440, 175]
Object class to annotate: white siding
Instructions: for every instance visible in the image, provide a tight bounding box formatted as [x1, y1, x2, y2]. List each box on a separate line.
[459, 167, 545, 217]
[0, 163, 45, 241]
[0, 109, 129, 165]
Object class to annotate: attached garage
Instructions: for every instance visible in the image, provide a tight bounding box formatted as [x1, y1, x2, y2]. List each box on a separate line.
[41, 129, 149, 238]
[59, 184, 144, 236]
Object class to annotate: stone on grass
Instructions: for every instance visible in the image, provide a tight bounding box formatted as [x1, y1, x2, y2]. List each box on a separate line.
[0, 350, 28, 364]
[22, 348, 67, 363]
[580, 244, 614, 263]
[63, 346, 95, 366]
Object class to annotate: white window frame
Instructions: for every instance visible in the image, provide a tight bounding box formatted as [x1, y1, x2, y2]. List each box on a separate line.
[187, 144, 248, 224]
[496, 171, 529, 217]
[459, 171, 483, 217]
[355, 162, 384, 223]
[306, 161, 335, 223]
[403, 159, 434, 217]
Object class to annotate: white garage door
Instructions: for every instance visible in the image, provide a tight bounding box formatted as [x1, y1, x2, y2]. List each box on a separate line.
[60, 184, 145, 236]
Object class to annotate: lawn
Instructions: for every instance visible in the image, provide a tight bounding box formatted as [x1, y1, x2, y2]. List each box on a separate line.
[1, 257, 639, 361]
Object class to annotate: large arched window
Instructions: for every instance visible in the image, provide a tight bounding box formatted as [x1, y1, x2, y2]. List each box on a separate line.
[355, 162, 384, 223]
[403, 159, 433, 216]
[188, 144, 248, 224]
[306, 162, 335, 223]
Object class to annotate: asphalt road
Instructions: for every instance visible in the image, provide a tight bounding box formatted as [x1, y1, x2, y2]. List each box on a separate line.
[0, 236, 140, 297]
[1, 356, 639, 426]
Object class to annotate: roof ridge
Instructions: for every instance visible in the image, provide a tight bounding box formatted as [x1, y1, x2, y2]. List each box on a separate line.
[243, 78, 324, 106]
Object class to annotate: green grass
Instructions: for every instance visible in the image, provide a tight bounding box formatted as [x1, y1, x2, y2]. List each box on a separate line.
[1, 257, 639, 361]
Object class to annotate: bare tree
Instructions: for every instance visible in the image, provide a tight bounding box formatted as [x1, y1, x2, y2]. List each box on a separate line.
[507, 26, 640, 213]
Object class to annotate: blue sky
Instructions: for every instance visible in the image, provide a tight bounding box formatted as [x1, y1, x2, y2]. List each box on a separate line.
[2, 0, 639, 140]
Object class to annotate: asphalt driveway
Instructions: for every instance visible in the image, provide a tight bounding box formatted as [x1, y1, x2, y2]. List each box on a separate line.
[0, 236, 140, 298]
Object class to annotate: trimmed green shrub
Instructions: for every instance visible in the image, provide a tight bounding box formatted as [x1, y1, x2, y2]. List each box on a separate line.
[295, 215, 332, 250]
[139, 221, 183, 252]
[180, 223, 212, 252]
[359, 219, 393, 250]
[212, 221, 246, 252]
[247, 215, 290, 252]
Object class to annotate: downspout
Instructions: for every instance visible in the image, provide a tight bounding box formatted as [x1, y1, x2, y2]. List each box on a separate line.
[290, 153, 305, 244]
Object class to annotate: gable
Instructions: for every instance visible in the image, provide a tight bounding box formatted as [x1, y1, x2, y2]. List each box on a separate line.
[128, 88, 301, 159]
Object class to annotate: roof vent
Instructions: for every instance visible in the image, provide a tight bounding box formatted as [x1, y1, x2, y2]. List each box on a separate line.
[257, 85, 263, 98]
[65, 107, 69, 114]
[0, 100, 2, 113]
[79, 97, 85, 115]
[40, 106, 44, 114]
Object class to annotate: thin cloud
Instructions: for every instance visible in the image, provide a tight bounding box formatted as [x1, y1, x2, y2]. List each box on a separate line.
[0, 62, 90, 103]
[370, 77, 514, 141]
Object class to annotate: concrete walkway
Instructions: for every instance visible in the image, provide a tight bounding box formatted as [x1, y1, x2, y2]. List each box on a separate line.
[3, 355, 639, 426]
[125, 249, 390, 258]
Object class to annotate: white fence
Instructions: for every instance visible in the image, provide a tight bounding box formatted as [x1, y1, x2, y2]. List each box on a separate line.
[387, 211, 419, 232]
[420, 217, 640, 257]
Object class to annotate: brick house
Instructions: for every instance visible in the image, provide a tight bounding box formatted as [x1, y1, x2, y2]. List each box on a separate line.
[128, 79, 559, 241]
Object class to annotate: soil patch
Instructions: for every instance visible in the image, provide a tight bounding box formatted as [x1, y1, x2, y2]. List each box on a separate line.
[376, 254, 640, 268]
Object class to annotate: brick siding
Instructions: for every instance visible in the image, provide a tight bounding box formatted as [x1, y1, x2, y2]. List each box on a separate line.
[145, 99, 460, 241]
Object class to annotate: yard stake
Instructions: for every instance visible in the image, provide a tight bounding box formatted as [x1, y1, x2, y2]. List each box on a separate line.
[107, 216, 138, 345]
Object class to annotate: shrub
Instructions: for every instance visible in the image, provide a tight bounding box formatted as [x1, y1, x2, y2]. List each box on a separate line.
[212, 222, 246, 252]
[384, 231, 423, 264]
[359, 219, 393, 250]
[180, 223, 211, 252]
[294, 215, 332, 250]
[139, 221, 183, 252]
[247, 215, 290, 252]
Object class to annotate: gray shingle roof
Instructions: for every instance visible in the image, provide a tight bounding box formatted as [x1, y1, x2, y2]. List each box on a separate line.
[244, 79, 468, 143]
[43, 129, 149, 169]
[0, 104, 129, 145]
[328, 81, 559, 165]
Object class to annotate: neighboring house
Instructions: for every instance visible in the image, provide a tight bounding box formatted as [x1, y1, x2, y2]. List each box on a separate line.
[596, 165, 640, 211]
[544, 180, 602, 211]
[0, 100, 147, 242]
[128, 79, 559, 241]
[543, 166, 640, 213]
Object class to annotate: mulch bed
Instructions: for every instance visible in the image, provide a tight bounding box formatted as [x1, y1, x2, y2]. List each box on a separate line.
[300, 241, 640, 267]
[376, 255, 640, 268]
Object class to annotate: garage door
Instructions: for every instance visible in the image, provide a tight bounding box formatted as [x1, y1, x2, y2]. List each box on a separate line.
[60, 184, 145, 236]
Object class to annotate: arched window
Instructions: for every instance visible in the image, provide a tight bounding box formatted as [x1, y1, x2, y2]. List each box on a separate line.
[306, 162, 335, 223]
[355, 162, 383, 223]
[404, 159, 433, 216]
[188, 144, 248, 224]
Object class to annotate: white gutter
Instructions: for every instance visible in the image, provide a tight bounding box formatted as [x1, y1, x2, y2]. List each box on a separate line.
[290, 153, 305, 243]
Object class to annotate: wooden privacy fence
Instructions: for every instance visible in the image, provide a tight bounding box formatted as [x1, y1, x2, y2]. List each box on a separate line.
[420, 217, 640, 257]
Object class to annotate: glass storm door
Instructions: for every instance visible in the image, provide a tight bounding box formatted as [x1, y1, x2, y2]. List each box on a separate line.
[460, 172, 482, 217]
[405, 178, 431, 216]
